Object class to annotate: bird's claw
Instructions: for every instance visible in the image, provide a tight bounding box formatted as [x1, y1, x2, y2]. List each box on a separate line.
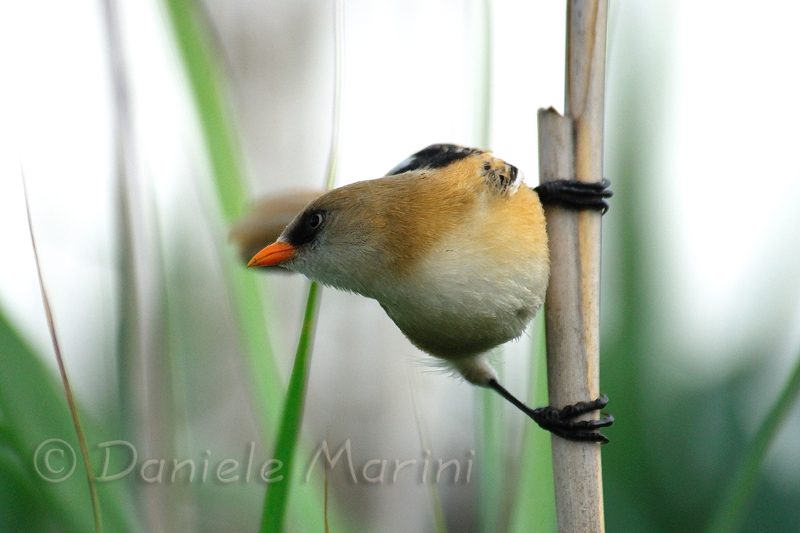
[530, 394, 614, 444]
[534, 178, 613, 214]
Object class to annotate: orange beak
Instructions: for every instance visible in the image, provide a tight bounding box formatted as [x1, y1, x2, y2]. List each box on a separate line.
[247, 241, 296, 267]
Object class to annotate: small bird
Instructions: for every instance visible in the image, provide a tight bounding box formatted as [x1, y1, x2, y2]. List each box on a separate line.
[248, 144, 613, 442]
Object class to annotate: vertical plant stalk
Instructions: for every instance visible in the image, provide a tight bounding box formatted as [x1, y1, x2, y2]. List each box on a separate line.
[537, 1, 609, 532]
[22, 180, 102, 533]
[261, 282, 321, 533]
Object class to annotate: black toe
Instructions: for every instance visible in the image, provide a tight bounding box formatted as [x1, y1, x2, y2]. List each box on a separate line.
[534, 178, 612, 214]
[530, 395, 614, 443]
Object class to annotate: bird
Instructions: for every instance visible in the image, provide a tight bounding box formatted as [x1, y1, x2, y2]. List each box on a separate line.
[247, 144, 613, 443]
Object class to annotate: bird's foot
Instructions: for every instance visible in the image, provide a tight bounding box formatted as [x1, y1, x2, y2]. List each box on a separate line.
[528, 394, 614, 444]
[534, 178, 613, 214]
[488, 379, 613, 443]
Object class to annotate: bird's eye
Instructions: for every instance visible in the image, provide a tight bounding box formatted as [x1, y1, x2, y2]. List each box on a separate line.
[285, 209, 327, 246]
[306, 210, 326, 230]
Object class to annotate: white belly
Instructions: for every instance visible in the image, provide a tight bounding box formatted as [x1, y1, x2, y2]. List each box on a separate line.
[376, 237, 548, 360]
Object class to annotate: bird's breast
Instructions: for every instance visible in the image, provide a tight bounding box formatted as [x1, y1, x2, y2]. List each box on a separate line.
[374, 191, 549, 360]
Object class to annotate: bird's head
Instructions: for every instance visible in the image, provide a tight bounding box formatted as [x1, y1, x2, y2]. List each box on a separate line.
[246, 179, 408, 297]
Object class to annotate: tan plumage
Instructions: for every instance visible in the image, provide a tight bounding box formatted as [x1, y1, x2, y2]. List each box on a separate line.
[249, 146, 549, 386]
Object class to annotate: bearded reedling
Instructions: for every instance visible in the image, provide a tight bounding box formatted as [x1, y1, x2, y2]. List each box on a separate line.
[248, 144, 613, 442]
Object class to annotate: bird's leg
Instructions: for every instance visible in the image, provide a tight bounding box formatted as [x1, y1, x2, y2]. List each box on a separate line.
[533, 178, 613, 214]
[487, 379, 614, 444]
